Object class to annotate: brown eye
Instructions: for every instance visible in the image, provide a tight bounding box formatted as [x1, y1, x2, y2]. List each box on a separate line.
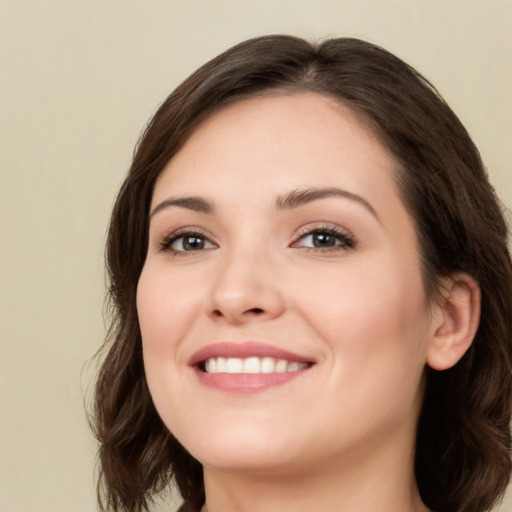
[294, 229, 355, 251]
[180, 235, 206, 250]
[310, 232, 338, 247]
[162, 231, 216, 253]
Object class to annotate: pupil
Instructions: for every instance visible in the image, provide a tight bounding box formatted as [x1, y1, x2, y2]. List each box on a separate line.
[184, 236, 204, 250]
[314, 233, 334, 247]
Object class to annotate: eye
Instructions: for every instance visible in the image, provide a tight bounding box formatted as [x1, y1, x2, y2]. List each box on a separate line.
[292, 227, 356, 252]
[160, 230, 216, 253]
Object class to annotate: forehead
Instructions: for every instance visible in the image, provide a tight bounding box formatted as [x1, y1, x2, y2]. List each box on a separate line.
[152, 92, 400, 213]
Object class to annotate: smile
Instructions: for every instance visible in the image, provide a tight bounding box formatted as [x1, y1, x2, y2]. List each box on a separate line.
[203, 356, 309, 374]
[190, 342, 315, 392]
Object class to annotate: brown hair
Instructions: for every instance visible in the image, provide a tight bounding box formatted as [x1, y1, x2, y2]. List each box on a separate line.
[91, 35, 512, 512]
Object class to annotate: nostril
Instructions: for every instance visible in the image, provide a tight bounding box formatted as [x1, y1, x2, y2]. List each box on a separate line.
[210, 307, 265, 320]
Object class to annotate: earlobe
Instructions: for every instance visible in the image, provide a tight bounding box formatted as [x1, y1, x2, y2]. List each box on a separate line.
[426, 273, 481, 371]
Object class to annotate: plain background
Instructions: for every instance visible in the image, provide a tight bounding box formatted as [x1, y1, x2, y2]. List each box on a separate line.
[1, 1, 511, 511]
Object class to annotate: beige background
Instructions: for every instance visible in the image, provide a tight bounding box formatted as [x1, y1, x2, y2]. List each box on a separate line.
[1, 1, 511, 511]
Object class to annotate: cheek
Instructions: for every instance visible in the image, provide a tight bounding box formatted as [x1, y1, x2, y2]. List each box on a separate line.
[327, 269, 428, 420]
[294, 258, 429, 374]
[136, 265, 199, 428]
[136, 264, 200, 415]
[136, 264, 199, 354]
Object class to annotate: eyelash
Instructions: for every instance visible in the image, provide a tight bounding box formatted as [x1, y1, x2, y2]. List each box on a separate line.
[158, 225, 356, 255]
[159, 228, 215, 254]
[291, 225, 356, 252]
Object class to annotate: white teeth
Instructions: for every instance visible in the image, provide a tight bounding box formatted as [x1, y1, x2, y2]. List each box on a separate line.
[205, 358, 216, 373]
[216, 357, 227, 372]
[261, 357, 275, 373]
[243, 357, 261, 373]
[287, 362, 301, 372]
[226, 358, 243, 373]
[275, 359, 288, 373]
[203, 356, 309, 374]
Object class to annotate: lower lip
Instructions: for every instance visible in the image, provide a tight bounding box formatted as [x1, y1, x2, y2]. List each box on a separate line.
[194, 367, 309, 393]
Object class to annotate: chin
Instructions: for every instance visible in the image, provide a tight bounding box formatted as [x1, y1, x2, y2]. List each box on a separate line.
[179, 421, 305, 474]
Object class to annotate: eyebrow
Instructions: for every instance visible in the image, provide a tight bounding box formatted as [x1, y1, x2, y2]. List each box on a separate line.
[149, 187, 379, 222]
[150, 196, 214, 218]
[275, 187, 380, 221]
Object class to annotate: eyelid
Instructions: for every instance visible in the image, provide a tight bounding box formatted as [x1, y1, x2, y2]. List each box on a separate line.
[155, 222, 356, 255]
[290, 223, 357, 251]
[158, 226, 218, 253]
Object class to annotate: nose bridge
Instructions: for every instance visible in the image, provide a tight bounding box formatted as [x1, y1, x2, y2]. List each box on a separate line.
[206, 234, 284, 323]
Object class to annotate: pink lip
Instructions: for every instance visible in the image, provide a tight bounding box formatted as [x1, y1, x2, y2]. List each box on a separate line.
[188, 341, 313, 366]
[189, 342, 315, 394]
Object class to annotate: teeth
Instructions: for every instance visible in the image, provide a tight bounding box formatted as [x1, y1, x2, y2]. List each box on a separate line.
[216, 357, 227, 372]
[226, 358, 243, 373]
[287, 362, 301, 372]
[203, 357, 309, 374]
[275, 359, 288, 373]
[243, 357, 260, 373]
[205, 358, 216, 373]
[261, 357, 275, 373]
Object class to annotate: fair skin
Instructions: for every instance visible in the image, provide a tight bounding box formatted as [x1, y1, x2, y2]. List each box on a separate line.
[137, 93, 479, 512]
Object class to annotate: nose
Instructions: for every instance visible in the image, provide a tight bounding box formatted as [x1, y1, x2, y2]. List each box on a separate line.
[206, 247, 285, 325]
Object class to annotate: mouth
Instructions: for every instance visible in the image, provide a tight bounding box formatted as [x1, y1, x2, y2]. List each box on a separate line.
[189, 342, 315, 392]
[201, 356, 311, 374]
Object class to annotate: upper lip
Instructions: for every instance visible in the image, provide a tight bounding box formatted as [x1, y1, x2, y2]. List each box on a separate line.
[188, 341, 315, 367]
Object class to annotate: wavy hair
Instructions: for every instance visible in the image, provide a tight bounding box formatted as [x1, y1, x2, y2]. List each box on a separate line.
[91, 35, 512, 512]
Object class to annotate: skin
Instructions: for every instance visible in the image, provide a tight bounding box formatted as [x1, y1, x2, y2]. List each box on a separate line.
[136, 93, 473, 511]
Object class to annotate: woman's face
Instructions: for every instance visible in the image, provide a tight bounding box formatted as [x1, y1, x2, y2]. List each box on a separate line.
[137, 93, 435, 475]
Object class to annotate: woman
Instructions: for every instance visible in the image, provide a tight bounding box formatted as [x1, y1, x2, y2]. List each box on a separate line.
[92, 36, 512, 512]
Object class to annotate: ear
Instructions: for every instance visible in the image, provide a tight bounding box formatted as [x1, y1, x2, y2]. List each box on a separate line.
[426, 273, 481, 371]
